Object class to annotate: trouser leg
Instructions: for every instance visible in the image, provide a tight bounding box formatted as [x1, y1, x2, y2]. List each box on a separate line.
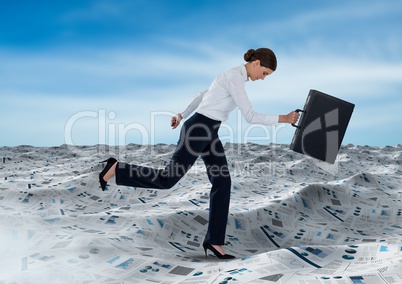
[202, 139, 231, 245]
[114, 160, 192, 189]
[115, 114, 214, 189]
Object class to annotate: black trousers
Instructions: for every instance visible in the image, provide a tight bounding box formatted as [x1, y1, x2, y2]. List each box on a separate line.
[115, 113, 231, 245]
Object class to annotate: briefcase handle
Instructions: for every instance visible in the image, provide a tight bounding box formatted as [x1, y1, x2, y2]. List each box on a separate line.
[291, 109, 305, 129]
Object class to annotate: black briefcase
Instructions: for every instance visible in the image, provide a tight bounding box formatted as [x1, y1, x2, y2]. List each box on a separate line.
[290, 89, 355, 164]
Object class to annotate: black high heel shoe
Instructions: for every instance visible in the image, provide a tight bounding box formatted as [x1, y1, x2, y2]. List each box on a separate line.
[99, 158, 117, 191]
[203, 243, 235, 259]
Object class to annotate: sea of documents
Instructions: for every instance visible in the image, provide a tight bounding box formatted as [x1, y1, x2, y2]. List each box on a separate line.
[0, 143, 401, 283]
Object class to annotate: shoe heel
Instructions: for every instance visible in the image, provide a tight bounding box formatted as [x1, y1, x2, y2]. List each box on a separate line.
[203, 244, 208, 258]
[202, 243, 235, 260]
[99, 158, 117, 191]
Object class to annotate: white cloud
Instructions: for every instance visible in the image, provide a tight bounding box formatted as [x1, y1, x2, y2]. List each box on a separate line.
[1, 43, 401, 147]
[1, 0, 401, 147]
[59, 0, 130, 22]
[247, 54, 402, 105]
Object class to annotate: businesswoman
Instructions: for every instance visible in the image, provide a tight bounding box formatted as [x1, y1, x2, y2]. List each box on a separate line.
[99, 48, 299, 259]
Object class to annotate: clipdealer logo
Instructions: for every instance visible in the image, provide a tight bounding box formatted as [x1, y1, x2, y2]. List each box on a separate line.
[301, 108, 340, 164]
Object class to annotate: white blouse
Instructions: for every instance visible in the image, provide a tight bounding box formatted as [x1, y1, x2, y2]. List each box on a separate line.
[180, 64, 279, 125]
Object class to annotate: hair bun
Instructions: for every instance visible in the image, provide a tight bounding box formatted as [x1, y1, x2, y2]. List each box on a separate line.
[243, 47, 277, 71]
[244, 49, 255, 62]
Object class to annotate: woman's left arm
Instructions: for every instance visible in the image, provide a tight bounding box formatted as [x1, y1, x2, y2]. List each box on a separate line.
[227, 78, 279, 125]
[279, 112, 300, 124]
[228, 77, 299, 125]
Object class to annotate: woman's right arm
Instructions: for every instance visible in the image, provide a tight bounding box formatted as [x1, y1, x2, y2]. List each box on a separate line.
[171, 90, 208, 129]
[180, 89, 208, 119]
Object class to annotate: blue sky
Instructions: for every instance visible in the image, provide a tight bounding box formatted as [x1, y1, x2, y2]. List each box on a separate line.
[1, 0, 401, 147]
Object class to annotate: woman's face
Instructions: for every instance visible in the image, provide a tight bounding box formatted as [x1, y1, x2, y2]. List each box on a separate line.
[248, 60, 274, 81]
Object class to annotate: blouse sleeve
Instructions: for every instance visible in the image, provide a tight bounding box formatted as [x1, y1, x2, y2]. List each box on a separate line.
[180, 89, 208, 119]
[226, 75, 279, 125]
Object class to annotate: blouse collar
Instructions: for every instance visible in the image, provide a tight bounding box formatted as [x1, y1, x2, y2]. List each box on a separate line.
[240, 64, 249, 82]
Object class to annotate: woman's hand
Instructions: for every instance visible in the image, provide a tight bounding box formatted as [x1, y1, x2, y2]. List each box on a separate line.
[279, 111, 300, 124]
[171, 113, 183, 129]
